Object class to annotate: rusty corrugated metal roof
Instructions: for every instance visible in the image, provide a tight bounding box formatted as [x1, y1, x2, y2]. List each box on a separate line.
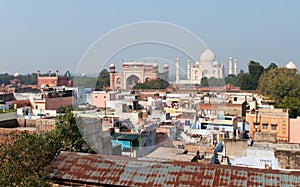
[45, 151, 300, 187]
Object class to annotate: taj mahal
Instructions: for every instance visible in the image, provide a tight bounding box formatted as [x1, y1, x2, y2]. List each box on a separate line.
[109, 48, 235, 89]
[176, 48, 227, 84]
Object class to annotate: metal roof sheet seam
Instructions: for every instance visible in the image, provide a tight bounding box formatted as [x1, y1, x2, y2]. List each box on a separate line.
[45, 151, 300, 187]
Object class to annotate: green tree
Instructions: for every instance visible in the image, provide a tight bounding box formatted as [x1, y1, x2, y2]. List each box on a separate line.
[0, 132, 59, 186]
[258, 67, 300, 118]
[0, 73, 13, 85]
[95, 69, 110, 90]
[248, 61, 265, 79]
[133, 78, 169, 89]
[200, 77, 209, 86]
[225, 74, 239, 86]
[239, 73, 256, 90]
[73, 75, 97, 88]
[0, 106, 92, 185]
[208, 77, 225, 87]
[265, 62, 278, 72]
[54, 106, 86, 152]
[238, 61, 264, 90]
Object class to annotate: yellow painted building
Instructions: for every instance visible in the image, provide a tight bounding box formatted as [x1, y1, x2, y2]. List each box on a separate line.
[246, 108, 289, 142]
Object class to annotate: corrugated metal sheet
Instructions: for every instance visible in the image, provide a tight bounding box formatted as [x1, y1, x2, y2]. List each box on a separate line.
[45, 151, 300, 187]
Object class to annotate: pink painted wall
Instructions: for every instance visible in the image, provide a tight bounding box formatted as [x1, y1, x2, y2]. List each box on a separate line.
[93, 92, 116, 108]
[289, 117, 300, 143]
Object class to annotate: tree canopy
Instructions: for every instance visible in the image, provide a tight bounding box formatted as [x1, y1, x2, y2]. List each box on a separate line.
[258, 67, 300, 118]
[133, 78, 170, 89]
[95, 69, 110, 90]
[201, 77, 225, 87]
[0, 106, 91, 185]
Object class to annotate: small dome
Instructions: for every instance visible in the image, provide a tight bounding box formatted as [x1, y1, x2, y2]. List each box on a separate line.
[200, 49, 215, 62]
[286, 61, 297, 69]
[153, 63, 158, 68]
[163, 64, 169, 68]
[109, 64, 115, 68]
[213, 61, 218, 66]
[14, 72, 20, 77]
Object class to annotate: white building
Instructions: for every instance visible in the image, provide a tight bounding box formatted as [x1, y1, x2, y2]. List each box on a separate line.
[176, 49, 225, 84]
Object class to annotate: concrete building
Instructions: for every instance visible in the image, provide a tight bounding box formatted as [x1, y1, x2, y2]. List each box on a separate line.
[289, 117, 300, 143]
[109, 62, 169, 90]
[246, 108, 289, 142]
[91, 91, 117, 109]
[31, 90, 74, 111]
[197, 102, 247, 117]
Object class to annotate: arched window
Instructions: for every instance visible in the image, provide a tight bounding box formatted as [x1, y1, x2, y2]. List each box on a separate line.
[116, 77, 121, 84]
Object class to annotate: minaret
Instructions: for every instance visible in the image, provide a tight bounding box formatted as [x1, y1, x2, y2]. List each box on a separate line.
[176, 58, 179, 84]
[234, 58, 237, 76]
[163, 64, 169, 82]
[109, 64, 116, 89]
[229, 57, 233, 75]
[187, 59, 191, 80]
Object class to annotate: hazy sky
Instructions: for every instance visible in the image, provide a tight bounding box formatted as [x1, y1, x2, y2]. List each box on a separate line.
[0, 1, 299, 75]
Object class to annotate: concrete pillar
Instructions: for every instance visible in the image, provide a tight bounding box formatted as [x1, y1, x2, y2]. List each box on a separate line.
[109, 64, 116, 89]
[187, 59, 191, 80]
[229, 57, 233, 75]
[234, 58, 237, 76]
[176, 58, 179, 84]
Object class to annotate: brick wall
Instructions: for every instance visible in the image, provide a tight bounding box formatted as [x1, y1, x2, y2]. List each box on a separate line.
[45, 96, 74, 110]
[17, 118, 37, 127]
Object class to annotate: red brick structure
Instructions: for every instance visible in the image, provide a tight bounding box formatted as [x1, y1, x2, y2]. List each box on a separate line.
[37, 70, 72, 87]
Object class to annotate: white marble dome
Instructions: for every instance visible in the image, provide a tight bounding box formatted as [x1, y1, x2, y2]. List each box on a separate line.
[286, 61, 297, 69]
[200, 49, 215, 61]
[14, 72, 20, 77]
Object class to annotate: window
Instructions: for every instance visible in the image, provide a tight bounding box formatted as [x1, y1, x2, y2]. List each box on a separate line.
[95, 96, 97, 98]
[116, 77, 121, 84]
[262, 123, 268, 130]
[233, 97, 237, 102]
[271, 124, 277, 130]
[35, 105, 38, 109]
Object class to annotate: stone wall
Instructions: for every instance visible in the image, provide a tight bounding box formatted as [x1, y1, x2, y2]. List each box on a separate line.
[275, 150, 300, 169]
[36, 118, 56, 134]
[254, 132, 277, 143]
